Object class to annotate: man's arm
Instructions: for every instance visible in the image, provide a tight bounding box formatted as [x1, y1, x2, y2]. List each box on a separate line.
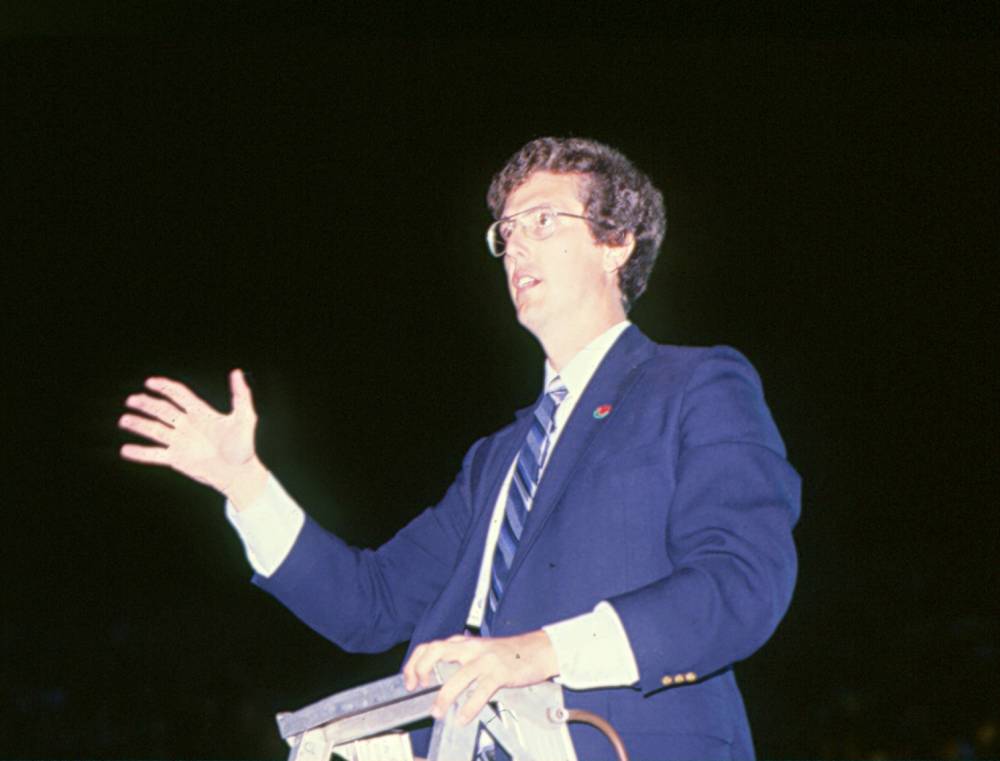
[224, 474, 306, 577]
[610, 347, 800, 692]
[250, 441, 484, 653]
[119, 369, 479, 653]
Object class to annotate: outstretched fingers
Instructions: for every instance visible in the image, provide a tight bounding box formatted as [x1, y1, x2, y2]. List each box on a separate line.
[118, 413, 174, 446]
[119, 371, 262, 495]
[144, 376, 213, 418]
[229, 369, 256, 417]
[120, 443, 170, 465]
[124, 393, 184, 427]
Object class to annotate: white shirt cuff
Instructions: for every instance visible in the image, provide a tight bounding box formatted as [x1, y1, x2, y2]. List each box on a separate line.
[542, 601, 640, 690]
[224, 473, 305, 577]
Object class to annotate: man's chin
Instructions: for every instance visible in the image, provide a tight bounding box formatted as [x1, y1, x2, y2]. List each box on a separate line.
[514, 304, 549, 338]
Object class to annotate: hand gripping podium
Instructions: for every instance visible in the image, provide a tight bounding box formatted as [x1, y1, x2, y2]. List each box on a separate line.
[275, 662, 628, 761]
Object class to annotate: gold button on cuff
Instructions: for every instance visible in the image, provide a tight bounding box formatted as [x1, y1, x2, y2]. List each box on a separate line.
[673, 673, 685, 683]
[660, 675, 673, 686]
[685, 671, 697, 682]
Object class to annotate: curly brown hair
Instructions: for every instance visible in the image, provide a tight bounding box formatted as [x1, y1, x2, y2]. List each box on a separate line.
[487, 137, 667, 312]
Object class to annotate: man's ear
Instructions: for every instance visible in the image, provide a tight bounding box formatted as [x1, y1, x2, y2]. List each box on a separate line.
[603, 233, 636, 273]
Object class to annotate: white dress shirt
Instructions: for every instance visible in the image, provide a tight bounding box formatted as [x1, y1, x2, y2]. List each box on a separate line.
[226, 320, 640, 689]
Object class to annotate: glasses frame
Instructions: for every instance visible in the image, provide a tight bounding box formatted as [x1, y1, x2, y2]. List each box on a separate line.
[485, 204, 601, 258]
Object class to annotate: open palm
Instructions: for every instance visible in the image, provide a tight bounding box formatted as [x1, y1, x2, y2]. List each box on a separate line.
[119, 369, 259, 494]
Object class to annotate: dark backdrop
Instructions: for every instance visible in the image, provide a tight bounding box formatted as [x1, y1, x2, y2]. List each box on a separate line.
[2, 11, 997, 760]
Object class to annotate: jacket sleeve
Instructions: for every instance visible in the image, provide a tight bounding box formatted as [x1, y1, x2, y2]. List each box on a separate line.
[251, 438, 485, 653]
[609, 347, 801, 693]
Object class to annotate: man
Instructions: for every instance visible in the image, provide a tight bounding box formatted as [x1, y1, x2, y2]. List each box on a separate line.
[120, 137, 800, 760]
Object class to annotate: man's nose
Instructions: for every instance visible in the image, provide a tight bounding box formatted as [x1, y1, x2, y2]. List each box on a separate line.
[504, 229, 532, 260]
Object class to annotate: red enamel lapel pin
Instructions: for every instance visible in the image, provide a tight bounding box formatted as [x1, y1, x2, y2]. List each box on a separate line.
[593, 404, 613, 419]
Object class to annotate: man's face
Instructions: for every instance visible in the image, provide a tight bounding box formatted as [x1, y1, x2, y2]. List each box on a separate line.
[500, 171, 617, 338]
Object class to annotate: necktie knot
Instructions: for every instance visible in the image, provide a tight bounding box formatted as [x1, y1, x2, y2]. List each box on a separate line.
[547, 378, 568, 404]
[535, 377, 568, 432]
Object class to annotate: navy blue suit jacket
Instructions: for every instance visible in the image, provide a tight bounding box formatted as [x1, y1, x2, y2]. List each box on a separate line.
[255, 326, 801, 760]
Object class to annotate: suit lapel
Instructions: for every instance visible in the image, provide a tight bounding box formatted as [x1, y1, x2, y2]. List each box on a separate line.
[504, 325, 657, 586]
[464, 402, 537, 557]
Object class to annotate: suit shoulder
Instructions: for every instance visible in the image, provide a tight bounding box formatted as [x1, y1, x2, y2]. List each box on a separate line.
[640, 342, 786, 454]
[638, 343, 760, 387]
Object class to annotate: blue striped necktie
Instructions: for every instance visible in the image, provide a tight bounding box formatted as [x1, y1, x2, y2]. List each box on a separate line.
[480, 378, 568, 636]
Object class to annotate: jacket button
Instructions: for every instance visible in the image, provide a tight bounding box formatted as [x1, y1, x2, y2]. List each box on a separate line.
[660, 675, 673, 686]
[685, 671, 697, 682]
[673, 673, 686, 683]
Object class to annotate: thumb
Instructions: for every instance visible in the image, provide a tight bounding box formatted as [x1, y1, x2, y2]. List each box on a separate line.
[229, 369, 257, 416]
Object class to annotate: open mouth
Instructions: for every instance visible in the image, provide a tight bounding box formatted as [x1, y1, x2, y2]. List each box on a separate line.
[513, 273, 541, 292]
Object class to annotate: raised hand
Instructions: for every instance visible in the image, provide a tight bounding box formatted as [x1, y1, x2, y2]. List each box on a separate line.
[119, 369, 268, 508]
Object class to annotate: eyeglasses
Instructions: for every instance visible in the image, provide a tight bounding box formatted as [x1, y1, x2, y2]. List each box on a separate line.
[485, 204, 599, 258]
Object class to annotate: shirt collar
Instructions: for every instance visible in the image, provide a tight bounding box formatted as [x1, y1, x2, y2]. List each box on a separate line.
[543, 320, 632, 398]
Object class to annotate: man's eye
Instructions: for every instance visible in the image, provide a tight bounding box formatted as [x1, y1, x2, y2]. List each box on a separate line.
[535, 209, 557, 228]
[499, 221, 515, 240]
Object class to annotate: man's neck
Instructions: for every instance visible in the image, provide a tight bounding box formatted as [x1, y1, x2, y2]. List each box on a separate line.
[540, 311, 628, 371]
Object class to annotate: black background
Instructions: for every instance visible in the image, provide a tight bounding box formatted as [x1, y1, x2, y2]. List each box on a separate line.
[2, 5, 997, 759]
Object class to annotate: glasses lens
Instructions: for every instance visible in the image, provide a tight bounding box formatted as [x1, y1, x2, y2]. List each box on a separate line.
[487, 206, 559, 256]
[528, 206, 558, 239]
[501, 218, 519, 241]
[487, 222, 505, 257]
[489, 218, 518, 257]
